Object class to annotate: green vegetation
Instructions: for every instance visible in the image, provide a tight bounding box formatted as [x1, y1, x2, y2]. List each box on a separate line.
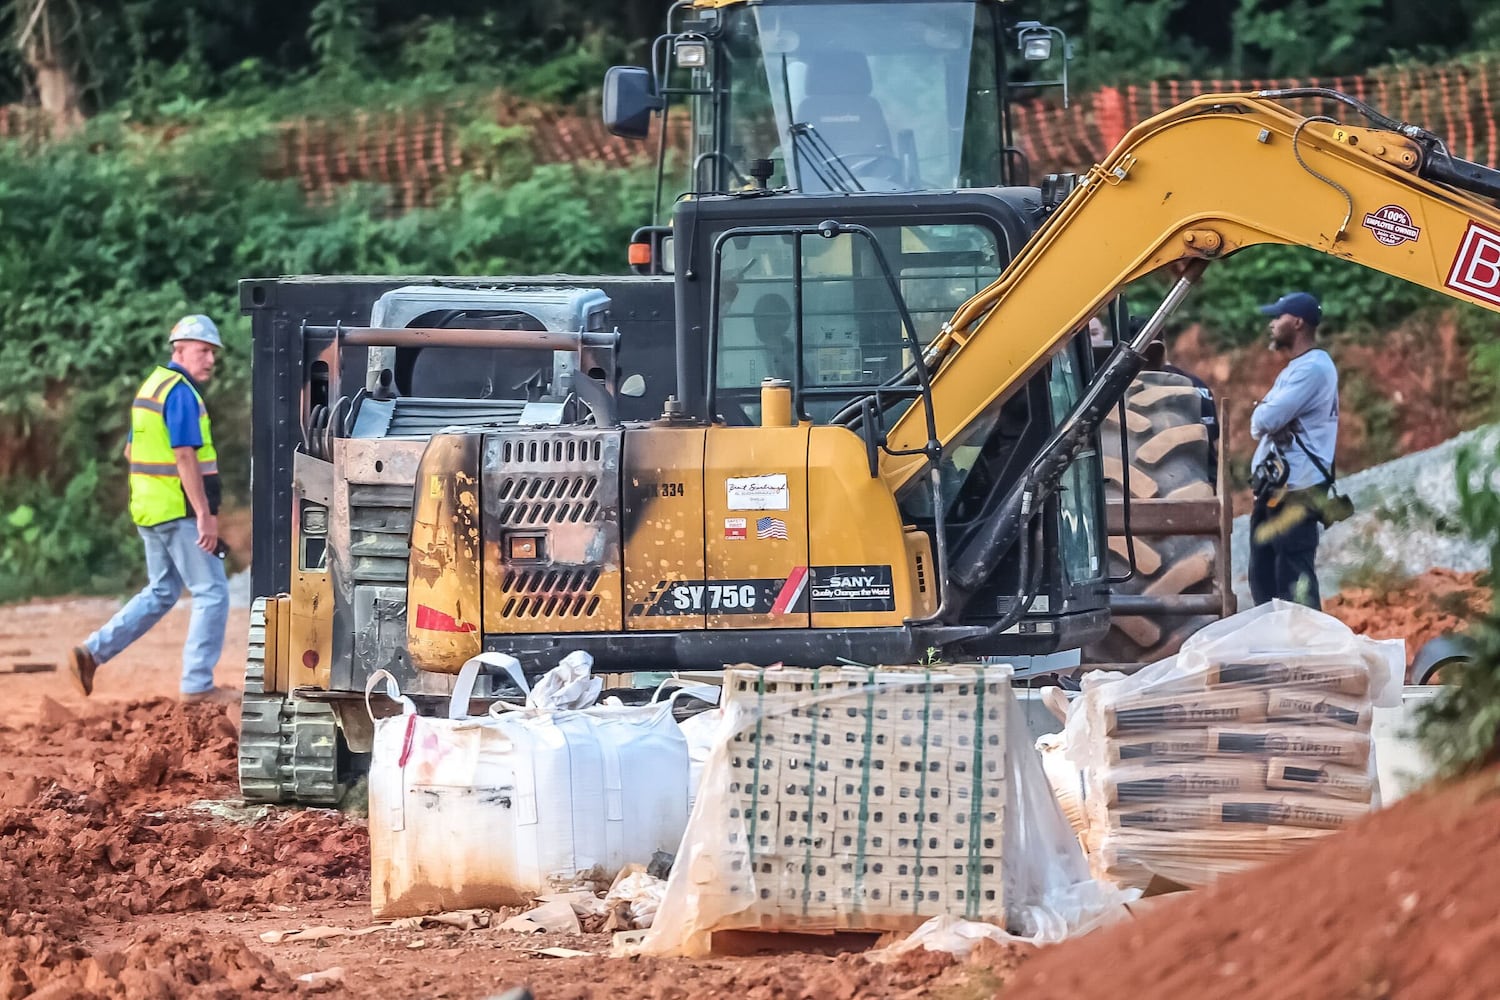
[1417, 441, 1500, 776]
[10, 1, 1500, 112]
[0, 111, 653, 600]
[1181, 248, 1457, 344]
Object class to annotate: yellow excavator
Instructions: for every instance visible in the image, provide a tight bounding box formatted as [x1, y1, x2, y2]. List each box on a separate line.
[402, 88, 1500, 677]
[238, 0, 1500, 804]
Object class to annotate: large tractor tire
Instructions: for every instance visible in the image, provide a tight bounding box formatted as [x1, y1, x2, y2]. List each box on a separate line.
[1087, 370, 1219, 665]
[238, 598, 346, 805]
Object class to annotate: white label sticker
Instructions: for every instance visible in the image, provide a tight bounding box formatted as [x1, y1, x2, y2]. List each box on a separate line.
[1361, 204, 1420, 246]
[726, 474, 789, 511]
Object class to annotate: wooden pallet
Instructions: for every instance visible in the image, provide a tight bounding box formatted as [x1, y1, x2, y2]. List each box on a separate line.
[703, 908, 1007, 956]
[705, 928, 889, 957]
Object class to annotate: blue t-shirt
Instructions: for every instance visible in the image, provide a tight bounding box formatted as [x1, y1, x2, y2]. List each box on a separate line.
[162, 363, 205, 448]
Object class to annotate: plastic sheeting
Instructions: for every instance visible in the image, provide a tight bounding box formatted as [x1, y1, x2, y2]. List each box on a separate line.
[527, 650, 604, 711]
[1065, 600, 1404, 890]
[640, 664, 1131, 957]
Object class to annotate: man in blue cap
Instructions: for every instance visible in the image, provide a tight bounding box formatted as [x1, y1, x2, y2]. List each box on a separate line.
[1247, 291, 1339, 609]
[67, 315, 233, 702]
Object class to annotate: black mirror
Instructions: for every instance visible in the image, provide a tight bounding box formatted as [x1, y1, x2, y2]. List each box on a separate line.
[602, 66, 663, 140]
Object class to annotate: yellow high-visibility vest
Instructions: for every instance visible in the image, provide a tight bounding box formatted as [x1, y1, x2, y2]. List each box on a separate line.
[128, 366, 218, 527]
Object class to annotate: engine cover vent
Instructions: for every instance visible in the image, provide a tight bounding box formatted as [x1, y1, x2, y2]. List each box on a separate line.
[481, 428, 622, 633]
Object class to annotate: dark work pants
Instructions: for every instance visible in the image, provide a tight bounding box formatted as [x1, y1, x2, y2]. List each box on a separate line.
[1249, 497, 1322, 610]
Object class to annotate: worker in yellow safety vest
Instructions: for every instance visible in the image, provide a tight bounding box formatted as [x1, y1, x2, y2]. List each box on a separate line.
[67, 316, 233, 702]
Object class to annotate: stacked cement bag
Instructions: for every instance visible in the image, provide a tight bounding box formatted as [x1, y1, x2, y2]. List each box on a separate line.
[1067, 601, 1403, 890]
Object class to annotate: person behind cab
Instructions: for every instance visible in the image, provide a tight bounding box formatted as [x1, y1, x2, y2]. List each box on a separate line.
[1247, 292, 1340, 609]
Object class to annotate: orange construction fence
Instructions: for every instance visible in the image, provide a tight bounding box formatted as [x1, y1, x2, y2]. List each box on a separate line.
[4, 59, 1499, 211]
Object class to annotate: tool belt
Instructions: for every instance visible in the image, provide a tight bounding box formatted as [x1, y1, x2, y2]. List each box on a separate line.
[1254, 429, 1353, 528]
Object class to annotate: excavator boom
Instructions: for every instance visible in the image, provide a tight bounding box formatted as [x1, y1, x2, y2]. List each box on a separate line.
[882, 91, 1500, 494]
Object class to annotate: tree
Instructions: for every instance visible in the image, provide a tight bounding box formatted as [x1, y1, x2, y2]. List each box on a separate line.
[9, 0, 84, 131]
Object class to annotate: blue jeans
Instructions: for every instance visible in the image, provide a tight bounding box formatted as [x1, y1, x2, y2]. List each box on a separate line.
[85, 517, 229, 694]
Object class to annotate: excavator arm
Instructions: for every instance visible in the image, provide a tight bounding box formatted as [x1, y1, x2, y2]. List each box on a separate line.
[883, 90, 1500, 497]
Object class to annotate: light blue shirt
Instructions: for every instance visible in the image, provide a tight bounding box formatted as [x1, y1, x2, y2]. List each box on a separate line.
[1250, 348, 1339, 490]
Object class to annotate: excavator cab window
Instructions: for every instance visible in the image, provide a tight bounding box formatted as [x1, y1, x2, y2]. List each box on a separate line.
[712, 221, 1002, 424]
[715, 1, 1004, 193]
[903, 335, 1104, 589]
[1047, 343, 1104, 584]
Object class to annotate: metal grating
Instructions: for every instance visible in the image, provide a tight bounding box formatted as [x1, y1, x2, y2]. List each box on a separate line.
[348, 483, 413, 585]
[496, 567, 603, 620]
[492, 474, 600, 526]
[497, 437, 605, 465]
[387, 397, 528, 437]
[482, 428, 621, 630]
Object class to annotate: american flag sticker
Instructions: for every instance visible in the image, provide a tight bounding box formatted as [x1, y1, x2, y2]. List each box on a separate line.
[724, 517, 747, 540]
[756, 516, 788, 539]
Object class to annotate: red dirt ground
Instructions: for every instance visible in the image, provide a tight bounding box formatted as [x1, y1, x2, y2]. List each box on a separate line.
[4, 587, 1494, 999]
[0, 600, 1023, 999]
[1325, 568, 1490, 675]
[1004, 767, 1500, 1000]
[1171, 317, 1478, 483]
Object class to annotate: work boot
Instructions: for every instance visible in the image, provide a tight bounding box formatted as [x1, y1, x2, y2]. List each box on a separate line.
[68, 646, 97, 697]
[181, 686, 238, 705]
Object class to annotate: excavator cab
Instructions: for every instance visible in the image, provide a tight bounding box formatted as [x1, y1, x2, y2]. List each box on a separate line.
[668, 187, 1111, 658]
[605, 0, 1071, 260]
[681, 0, 1010, 193]
[393, 186, 1111, 676]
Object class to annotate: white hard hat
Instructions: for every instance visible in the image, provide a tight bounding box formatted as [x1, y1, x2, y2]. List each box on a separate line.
[169, 314, 223, 349]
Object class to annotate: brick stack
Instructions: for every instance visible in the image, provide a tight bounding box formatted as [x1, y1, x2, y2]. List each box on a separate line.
[715, 665, 1011, 932]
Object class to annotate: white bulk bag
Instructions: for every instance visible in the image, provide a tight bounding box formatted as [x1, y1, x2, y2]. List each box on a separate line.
[367, 658, 690, 918]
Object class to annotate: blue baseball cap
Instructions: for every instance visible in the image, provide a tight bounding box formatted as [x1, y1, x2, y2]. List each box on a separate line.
[1257, 291, 1321, 326]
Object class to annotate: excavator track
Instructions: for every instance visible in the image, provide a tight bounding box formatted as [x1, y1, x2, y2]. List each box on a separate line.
[237, 598, 343, 805]
[1090, 371, 1219, 663]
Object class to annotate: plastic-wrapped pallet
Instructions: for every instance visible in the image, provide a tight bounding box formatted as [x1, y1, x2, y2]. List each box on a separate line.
[641, 664, 1125, 957]
[1065, 600, 1404, 890]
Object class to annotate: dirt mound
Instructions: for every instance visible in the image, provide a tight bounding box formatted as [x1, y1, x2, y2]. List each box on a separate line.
[0, 698, 367, 928]
[1002, 768, 1500, 999]
[517, 941, 1029, 1000]
[0, 928, 296, 999]
[1326, 568, 1489, 673]
[1, 786, 367, 926]
[1, 697, 240, 807]
[0, 697, 367, 996]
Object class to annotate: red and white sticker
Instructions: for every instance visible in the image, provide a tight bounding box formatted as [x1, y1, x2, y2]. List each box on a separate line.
[1445, 221, 1500, 307]
[769, 566, 809, 618]
[723, 517, 747, 540]
[1362, 204, 1421, 246]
